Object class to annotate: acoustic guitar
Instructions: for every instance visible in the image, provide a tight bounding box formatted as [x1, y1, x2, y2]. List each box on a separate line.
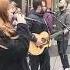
[28, 31, 63, 55]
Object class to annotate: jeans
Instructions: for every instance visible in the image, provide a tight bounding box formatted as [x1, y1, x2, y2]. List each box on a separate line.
[57, 39, 69, 69]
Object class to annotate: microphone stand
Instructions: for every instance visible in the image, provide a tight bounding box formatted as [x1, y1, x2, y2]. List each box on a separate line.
[52, 13, 70, 31]
[25, 17, 43, 24]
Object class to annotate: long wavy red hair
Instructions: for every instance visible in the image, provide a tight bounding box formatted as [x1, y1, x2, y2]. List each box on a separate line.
[0, 0, 15, 37]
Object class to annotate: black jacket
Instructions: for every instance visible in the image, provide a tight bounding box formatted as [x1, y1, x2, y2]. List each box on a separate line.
[27, 10, 48, 34]
[0, 23, 35, 70]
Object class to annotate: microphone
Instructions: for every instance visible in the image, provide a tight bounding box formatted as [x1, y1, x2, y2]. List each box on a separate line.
[50, 11, 58, 15]
[25, 17, 42, 23]
[25, 17, 37, 21]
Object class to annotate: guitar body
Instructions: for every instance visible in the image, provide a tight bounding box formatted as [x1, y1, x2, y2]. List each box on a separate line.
[28, 31, 51, 55]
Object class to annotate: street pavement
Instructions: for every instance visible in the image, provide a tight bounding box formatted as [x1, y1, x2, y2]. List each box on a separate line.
[49, 39, 70, 70]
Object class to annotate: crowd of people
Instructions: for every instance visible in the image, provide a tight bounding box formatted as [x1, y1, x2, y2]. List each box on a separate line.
[0, 0, 70, 70]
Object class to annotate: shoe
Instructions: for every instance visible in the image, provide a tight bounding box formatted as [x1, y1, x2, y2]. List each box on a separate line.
[65, 68, 70, 70]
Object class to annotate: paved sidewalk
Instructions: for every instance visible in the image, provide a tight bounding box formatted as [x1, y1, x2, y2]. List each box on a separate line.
[49, 39, 70, 70]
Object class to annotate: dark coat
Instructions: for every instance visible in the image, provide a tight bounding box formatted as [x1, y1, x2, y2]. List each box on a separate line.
[0, 23, 33, 70]
[27, 10, 48, 34]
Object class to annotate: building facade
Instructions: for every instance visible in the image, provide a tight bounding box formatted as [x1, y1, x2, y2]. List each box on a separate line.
[13, 0, 60, 14]
[46, 0, 60, 11]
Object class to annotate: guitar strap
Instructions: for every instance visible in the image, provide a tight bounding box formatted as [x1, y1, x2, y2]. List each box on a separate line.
[43, 18, 51, 33]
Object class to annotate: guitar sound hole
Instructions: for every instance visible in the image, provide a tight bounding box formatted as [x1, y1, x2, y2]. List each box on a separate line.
[41, 38, 46, 43]
[39, 46, 43, 48]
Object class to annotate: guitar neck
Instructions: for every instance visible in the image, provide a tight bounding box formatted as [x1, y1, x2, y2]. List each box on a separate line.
[51, 30, 63, 39]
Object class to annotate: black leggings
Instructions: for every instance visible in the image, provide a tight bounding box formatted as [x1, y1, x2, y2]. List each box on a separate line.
[29, 48, 50, 70]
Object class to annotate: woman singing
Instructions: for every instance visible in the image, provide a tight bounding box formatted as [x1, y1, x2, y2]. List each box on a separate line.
[0, 0, 39, 70]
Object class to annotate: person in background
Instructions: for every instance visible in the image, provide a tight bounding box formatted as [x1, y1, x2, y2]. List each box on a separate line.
[55, 0, 70, 70]
[8, 1, 17, 22]
[8, 1, 26, 28]
[41, 0, 47, 14]
[12, 7, 26, 29]
[42, 0, 54, 34]
[27, 0, 50, 70]
[43, 8, 54, 34]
